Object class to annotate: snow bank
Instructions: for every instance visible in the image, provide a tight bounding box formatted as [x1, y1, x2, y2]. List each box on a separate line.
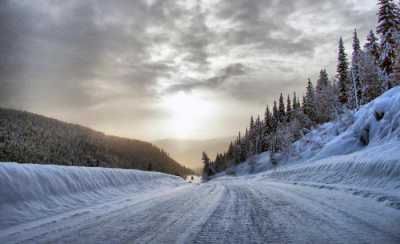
[228, 87, 400, 204]
[293, 86, 400, 163]
[264, 143, 400, 192]
[0, 163, 184, 229]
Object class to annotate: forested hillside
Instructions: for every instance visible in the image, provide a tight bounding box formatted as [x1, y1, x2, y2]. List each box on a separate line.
[0, 108, 192, 176]
[204, 0, 400, 176]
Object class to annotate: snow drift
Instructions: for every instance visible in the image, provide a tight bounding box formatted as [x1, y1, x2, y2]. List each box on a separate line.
[0, 163, 184, 229]
[228, 87, 400, 206]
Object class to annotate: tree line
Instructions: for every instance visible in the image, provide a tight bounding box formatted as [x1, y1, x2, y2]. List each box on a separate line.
[0, 108, 193, 176]
[202, 0, 400, 179]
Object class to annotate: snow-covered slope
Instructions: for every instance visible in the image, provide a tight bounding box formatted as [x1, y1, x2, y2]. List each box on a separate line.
[0, 163, 184, 229]
[291, 86, 400, 163]
[227, 87, 400, 206]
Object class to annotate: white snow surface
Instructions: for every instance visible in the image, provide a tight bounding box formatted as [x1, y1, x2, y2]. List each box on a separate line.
[1, 88, 400, 243]
[232, 88, 400, 196]
[0, 163, 184, 229]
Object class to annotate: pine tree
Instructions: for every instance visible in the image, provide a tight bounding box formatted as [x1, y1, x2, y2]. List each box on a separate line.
[364, 30, 380, 64]
[361, 31, 382, 103]
[278, 93, 286, 123]
[337, 37, 351, 106]
[304, 79, 316, 122]
[226, 142, 234, 161]
[292, 92, 298, 111]
[234, 133, 241, 164]
[264, 106, 273, 133]
[286, 94, 292, 122]
[248, 116, 256, 156]
[302, 95, 306, 113]
[272, 100, 279, 131]
[377, 0, 400, 88]
[316, 69, 329, 93]
[255, 115, 263, 154]
[315, 69, 334, 123]
[250, 116, 255, 131]
[351, 29, 362, 109]
[263, 106, 273, 151]
[241, 129, 249, 160]
[201, 152, 211, 181]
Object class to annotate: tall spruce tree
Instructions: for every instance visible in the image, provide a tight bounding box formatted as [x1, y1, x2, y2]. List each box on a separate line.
[292, 92, 298, 111]
[315, 69, 333, 123]
[286, 94, 292, 122]
[278, 93, 286, 123]
[351, 29, 362, 109]
[377, 0, 400, 88]
[272, 100, 279, 131]
[201, 152, 211, 181]
[255, 115, 263, 154]
[337, 37, 350, 106]
[365, 30, 380, 64]
[316, 69, 329, 92]
[304, 79, 316, 122]
[263, 105, 273, 151]
[361, 30, 382, 103]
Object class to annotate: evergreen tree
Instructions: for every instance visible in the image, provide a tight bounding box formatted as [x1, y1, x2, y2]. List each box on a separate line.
[292, 92, 299, 111]
[272, 100, 279, 131]
[315, 69, 335, 123]
[201, 152, 211, 181]
[337, 37, 351, 106]
[286, 94, 292, 122]
[278, 93, 286, 123]
[241, 129, 248, 161]
[249, 116, 255, 131]
[226, 142, 234, 163]
[377, 0, 400, 88]
[316, 69, 329, 93]
[255, 115, 263, 154]
[264, 106, 273, 134]
[304, 79, 316, 122]
[233, 133, 241, 164]
[248, 116, 256, 156]
[263, 106, 273, 151]
[351, 29, 362, 109]
[361, 31, 382, 103]
[364, 30, 380, 64]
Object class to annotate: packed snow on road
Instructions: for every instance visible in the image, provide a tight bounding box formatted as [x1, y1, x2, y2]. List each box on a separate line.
[1, 88, 400, 243]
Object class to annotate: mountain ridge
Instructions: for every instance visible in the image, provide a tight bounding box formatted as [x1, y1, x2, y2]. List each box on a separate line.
[0, 107, 192, 176]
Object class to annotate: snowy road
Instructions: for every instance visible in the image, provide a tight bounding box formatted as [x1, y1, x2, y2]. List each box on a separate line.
[1, 178, 399, 244]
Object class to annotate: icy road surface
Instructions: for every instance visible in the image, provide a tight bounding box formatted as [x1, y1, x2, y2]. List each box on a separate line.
[1, 178, 399, 244]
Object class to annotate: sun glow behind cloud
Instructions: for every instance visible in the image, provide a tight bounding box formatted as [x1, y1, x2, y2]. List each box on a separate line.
[162, 91, 215, 139]
[0, 0, 378, 141]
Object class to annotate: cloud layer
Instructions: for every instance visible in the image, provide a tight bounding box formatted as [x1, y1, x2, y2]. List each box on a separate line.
[0, 0, 377, 140]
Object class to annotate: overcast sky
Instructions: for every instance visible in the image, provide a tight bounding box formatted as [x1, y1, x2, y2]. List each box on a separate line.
[0, 0, 377, 140]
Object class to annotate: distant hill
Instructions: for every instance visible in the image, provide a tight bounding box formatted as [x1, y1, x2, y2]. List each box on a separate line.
[0, 108, 192, 176]
[154, 137, 233, 169]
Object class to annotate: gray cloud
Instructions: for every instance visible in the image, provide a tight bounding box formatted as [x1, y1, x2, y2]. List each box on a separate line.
[0, 0, 377, 139]
[166, 63, 247, 93]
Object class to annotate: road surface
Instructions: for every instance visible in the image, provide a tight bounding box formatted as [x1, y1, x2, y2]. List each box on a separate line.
[1, 178, 399, 244]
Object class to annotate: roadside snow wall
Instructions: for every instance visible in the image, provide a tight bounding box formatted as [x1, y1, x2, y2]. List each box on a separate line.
[0, 163, 184, 228]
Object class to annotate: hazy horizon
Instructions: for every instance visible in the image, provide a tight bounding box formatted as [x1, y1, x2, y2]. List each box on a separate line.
[0, 0, 378, 141]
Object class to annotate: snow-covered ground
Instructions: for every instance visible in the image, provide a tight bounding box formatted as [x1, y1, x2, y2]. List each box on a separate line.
[0, 163, 399, 244]
[227, 87, 400, 208]
[1, 88, 400, 243]
[0, 163, 184, 230]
